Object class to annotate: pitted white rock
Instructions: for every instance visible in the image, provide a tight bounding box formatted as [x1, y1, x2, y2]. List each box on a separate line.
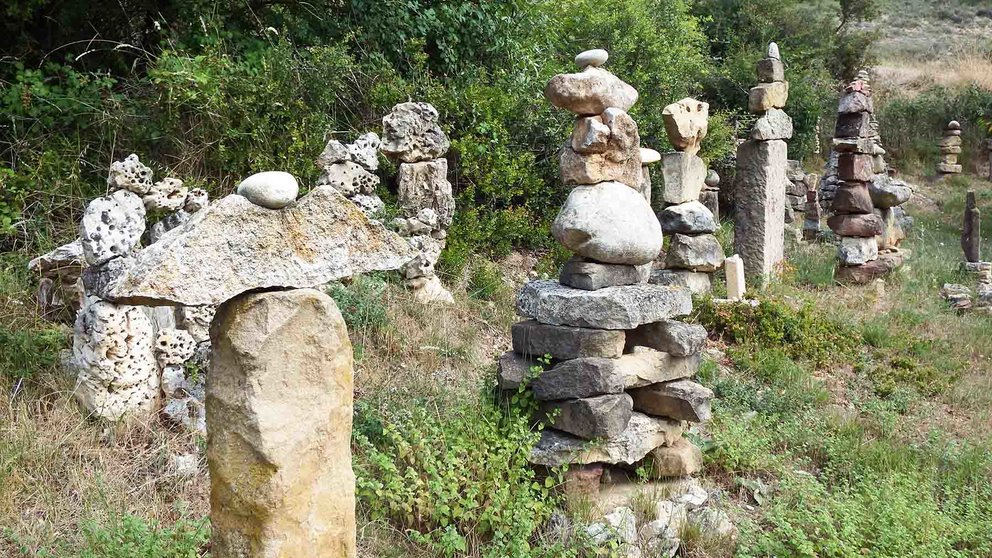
[107, 154, 154, 195]
[79, 190, 146, 266]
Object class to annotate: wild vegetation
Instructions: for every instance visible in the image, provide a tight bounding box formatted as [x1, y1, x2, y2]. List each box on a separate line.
[2, 0, 992, 556]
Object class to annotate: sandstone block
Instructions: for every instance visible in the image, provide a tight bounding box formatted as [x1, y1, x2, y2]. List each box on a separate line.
[530, 412, 683, 466]
[831, 182, 874, 214]
[837, 91, 873, 114]
[208, 289, 355, 558]
[517, 280, 692, 330]
[629, 379, 714, 422]
[649, 268, 713, 295]
[835, 251, 904, 284]
[559, 258, 650, 291]
[665, 233, 725, 272]
[545, 67, 638, 115]
[561, 108, 642, 187]
[838, 154, 874, 182]
[832, 137, 875, 154]
[647, 438, 703, 478]
[661, 152, 706, 204]
[662, 98, 709, 155]
[552, 182, 662, 265]
[835, 112, 871, 138]
[734, 139, 786, 280]
[658, 201, 717, 234]
[756, 58, 784, 82]
[531, 347, 699, 400]
[540, 394, 633, 439]
[751, 108, 793, 140]
[748, 81, 789, 112]
[511, 319, 624, 360]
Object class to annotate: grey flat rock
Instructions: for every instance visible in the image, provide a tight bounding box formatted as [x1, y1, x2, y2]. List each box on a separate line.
[517, 280, 692, 330]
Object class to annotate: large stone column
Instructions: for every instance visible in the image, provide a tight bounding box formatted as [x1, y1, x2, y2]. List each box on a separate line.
[208, 288, 356, 558]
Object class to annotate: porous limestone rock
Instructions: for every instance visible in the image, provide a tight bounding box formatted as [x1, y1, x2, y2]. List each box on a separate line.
[79, 190, 146, 266]
[751, 108, 793, 141]
[559, 258, 650, 291]
[236, 171, 299, 209]
[318, 161, 380, 197]
[629, 379, 714, 422]
[177, 305, 216, 343]
[665, 233, 725, 272]
[348, 132, 381, 171]
[72, 298, 159, 420]
[734, 139, 787, 280]
[29, 239, 86, 320]
[544, 67, 638, 115]
[400, 235, 444, 279]
[541, 393, 633, 439]
[511, 319, 625, 360]
[662, 98, 709, 155]
[381, 102, 450, 163]
[144, 177, 188, 212]
[531, 347, 699, 400]
[657, 201, 717, 234]
[154, 328, 196, 366]
[184, 188, 209, 213]
[661, 152, 706, 204]
[208, 289, 355, 558]
[748, 82, 789, 112]
[88, 186, 412, 306]
[517, 280, 692, 330]
[552, 182, 662, 265]
[397, 159, 455, 228]
[350, 194, 385, 218]
[108, 153, 153, 195]
[627, 320, 706, 357]
[837, 236, 878, 265]
[530, 412, 683, 466]
[560, 108, 642, 187]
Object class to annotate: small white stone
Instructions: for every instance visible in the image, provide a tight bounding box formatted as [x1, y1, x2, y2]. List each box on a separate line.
[171, 453, 199, 478]
[725, 254, 746, 301]
[767, 41, 780, 60]
[640, 148, 662, 165]
[575, 49, 609, 69]
[236, 171, 299, 209]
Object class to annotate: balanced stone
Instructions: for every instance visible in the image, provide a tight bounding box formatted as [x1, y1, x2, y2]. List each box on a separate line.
[647, 438, 703, 478]
[144, 177, 188, 212]
[657, 201, 717, 234]
[626, 320, 706, 357]
[869, 177, 912, 208]
[559, 257, 650, 291]
[318, 161, 380, 197]
[552, 181, 662, 265]
[837, 236, 879, 265]
[532, 347, 699, 400]
[835, 112, 871, 138]
[208, 289, 355, 558]
[397, 159, 455, 228]
[748, 82, 789, 112]
[756, 58, 785, 82]
[835, 251, 904, 284]
[107, 153, 154, 195]
[827, 213, 884, 237]
[517, 280, 691, 330]
[79, 190, 146, 266]
[575, 49, 609, 68]
[381, 102, 450, 163]
[837, 91, 873, 114]
[734, 139, 786, 280]
[540, 394, 633, 439]
[561, 108, 642, 187]
[511, 319, 624, 360]
[662, 98, 709, 155]
[640, 148, 662, 164]
[572, 115, 610, 153]
[545, 67, 638, 115]
[661, 152, 706, 204]
[832, 137, 875, 153]
[751, 108, 793, 140]
[497, 351, 535, 390]
[236, 171, 299, 209]
[87, 186, 412, 306]
[649, 268, 712, 296]
[629, 379, 714, 422]
[963, 191, 981, 263]
[665, 233, 725, 272]
[831, 182, 874, 214]
[837, 154, 874, 182]
[530, 412, 683, 466]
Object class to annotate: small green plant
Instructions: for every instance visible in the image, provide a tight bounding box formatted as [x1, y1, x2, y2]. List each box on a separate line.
[467, 259, 506, 301]
[326, 275, 391, 335]
[0, 326, 65, 379]
[73, 514, 209, 558]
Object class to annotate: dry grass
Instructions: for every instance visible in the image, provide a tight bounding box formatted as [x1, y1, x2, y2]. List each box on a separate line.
[875, 49, 992, 98]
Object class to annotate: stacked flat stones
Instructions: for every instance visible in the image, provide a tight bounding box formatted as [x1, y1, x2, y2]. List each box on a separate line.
[785, 160, 817, 225]
[826, 72, 913, 284]
[938, 121, 963, 175]
[501, 50, 711, 485]
[734, 42, 790, 281]
[657, 98, 724, 294]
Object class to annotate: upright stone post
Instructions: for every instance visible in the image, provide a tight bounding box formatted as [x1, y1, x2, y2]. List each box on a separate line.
[734, 42, 790, 282]
[963, 191, 981, 263]
[208, 289, 356, 558]
[986, 139, 992, 181]
[938, 121, 963, 175]
[803, 186, 822, 242]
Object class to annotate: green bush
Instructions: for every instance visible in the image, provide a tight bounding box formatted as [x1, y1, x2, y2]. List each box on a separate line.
[326, 275, 391, 336]
[0, 326, 65, 379]
[74, 514, 208, 558]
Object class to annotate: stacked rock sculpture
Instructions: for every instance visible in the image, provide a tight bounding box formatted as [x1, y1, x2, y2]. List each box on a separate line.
[656, 98, 725, 294]
[734, 42, 791, 281]
[500, 50, 712, 493]
[938, 121, 963, 174]
[700, 169, 721, 221]
[825, 72, 913, 284]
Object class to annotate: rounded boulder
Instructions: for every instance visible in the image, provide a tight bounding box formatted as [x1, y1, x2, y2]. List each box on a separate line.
[236, 171, 299, 209]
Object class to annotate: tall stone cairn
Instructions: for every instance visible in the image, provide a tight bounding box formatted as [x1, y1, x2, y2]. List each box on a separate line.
[734, 42, 790, 281]
[208, 289, 356, 558]
[501, 49, 711, 489]
[962, 191, 981, 263]
[657, 98, 725, 294]
[938, 120, 964, 174]
[826, 71, 913, 284]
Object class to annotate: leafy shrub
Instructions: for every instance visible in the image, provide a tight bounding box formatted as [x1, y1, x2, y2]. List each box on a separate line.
[354, 392, 574, 558]
[75, 514, 208, 558]
[467, 259, 507, 301]
[0, 326, 65, 379]
[326, 275, 391, 336]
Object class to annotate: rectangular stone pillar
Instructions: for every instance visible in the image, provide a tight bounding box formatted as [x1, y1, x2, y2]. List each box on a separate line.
[733, 139, 787, 281]
[208, 288, 356, 558]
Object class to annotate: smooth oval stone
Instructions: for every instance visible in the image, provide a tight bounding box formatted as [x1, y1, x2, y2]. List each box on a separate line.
[575, 49, 609, 69]
[947, 120, 961, 130]
[767, 41, 780, 60]
[640, 148, 661, 165]
[236, 171, 299, 209]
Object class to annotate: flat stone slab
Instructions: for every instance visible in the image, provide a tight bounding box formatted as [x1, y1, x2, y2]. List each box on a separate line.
[87, 186, 412, 306]
[517, 280, 692, 330]
[540, 393, 633, 440]
[629, 379, 714, 423]
[531, 347, 699, 400]
[511, 320, 625, 360]
[530, 412, 683, 467]
[626, 320, 706, 357]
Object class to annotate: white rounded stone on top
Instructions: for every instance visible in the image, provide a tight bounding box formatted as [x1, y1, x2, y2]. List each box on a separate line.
[947, 120, 962, 130]
[575, 49, 609, 69]
[640, 148, 662, 165]
[767, 42, 780, 60]
[236, 171, 299, 209]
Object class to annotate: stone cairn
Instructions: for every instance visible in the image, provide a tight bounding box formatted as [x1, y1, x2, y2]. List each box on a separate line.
[943, 191, 992, 311]
[701, 169, 721, 220]
[499, 49, 712, 513]
[734, 42, 790, 282]
[824, 71, 913, 284]
[785, 160, 817, 225]
[938, 121, 964, 175]
[656, 98, 725, 294]
[316, 103, 456, 303]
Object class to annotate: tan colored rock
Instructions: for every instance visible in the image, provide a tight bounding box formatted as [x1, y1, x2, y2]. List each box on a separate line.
[662, 98, 709, 155]
[561, 108, 641, 187]
[748, 82, 789, 113]
[647, 438, 703, 477]
[545, 67, 638, 115]
[208, 288, 355, 558]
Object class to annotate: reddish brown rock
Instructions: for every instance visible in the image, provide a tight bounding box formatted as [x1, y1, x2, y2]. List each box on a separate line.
[837, 154, 874, 182]
[830, 183, 874, 214]
[835, 251, 904, 284]
[827, 213, 884, 237]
